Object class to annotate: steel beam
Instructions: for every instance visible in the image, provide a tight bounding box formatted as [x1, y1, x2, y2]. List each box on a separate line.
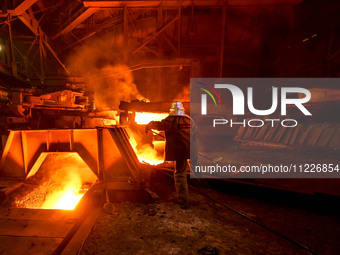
[7, 0, 38, 15]
[178, 0, 181, 56]
[130, 38, 160, 56]
[157, 6, 163, 54]
[3, 6, 71, 75]
[18, 11, 44, 38]
[39, 34, 45, 79]
[164, 34, 178, 55]
[57, 32, 97, 53]
[131, 15, 178, 56]
[83, 0, 303, 8]
[53, 8, 99, 39]
[7, 14, 18, 76]
[18, 11, 71, 75]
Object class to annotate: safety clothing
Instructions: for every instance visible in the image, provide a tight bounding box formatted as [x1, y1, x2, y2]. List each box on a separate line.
[146, 102, 197, 207]
[169, 101, 186, 116]
[147, 115, 191, 161]
[175, 158, 189, 206]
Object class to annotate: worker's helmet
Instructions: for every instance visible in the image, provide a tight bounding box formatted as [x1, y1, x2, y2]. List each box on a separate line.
[169, 101, 186, 116]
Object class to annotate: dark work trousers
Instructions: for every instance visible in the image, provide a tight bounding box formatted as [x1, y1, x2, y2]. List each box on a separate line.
[175, 158, 189, 205]
[190, 139, 199, 176]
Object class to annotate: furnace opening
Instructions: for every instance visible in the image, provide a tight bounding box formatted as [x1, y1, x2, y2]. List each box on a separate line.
[2, 153, 98, 210]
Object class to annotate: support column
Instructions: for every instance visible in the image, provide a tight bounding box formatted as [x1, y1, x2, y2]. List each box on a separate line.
[39, 35, 45, 82]
[7, 14, 18, 77]
[177, 0, 182, 57]
[158, 6, 163, 56]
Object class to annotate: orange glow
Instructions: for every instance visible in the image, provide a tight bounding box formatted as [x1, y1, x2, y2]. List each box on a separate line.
[153, 140, 165, 151]
[42, 188, 86, 210]
[41, 171, 87, 210]
[129, 136, 164, 165]
[136, 144, 164, 165]
[127, 113, 168, 165]
[135, 112, 168, 124]
[103, 119, 117, 125]
[15, 153, 98, 210]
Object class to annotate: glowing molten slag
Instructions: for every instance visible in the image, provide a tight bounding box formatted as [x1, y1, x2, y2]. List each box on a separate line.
[135, 112, 168, 124]
[42, 188, 85, 210]
[41, 172, 87, 210]
[129, 136, 165, 165]
[126, 112, 167, 165]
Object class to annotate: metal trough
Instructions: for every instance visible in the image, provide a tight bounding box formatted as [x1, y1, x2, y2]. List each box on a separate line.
[0, 127, 147, 191]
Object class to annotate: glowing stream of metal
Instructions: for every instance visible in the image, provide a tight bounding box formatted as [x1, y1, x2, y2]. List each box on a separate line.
[42, 187, 87, 210]
[134, 112, 168, 124]
[129, 112, 167, 165]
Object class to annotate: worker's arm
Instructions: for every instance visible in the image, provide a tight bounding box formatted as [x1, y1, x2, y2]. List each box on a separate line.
[145, 118, 173, 133]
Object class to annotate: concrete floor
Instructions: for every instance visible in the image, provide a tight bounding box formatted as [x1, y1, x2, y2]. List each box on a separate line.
[79, 173, 340, 255]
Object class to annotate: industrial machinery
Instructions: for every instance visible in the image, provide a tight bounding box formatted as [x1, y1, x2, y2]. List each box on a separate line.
[118, 99, 190, 159]
[0, 125, 155, 216]
[0, 126, 149, 187]
[0, 85, 112, 129]
[0, 85, 121, 153]
[118, 99, 190, 125]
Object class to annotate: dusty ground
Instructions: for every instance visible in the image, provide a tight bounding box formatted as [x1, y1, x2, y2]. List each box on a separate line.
[80, 140, 340, 255]
[79, 172, 340, 255]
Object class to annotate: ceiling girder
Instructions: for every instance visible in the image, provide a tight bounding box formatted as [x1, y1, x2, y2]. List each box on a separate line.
[0, 1, 71, 76]
[7, 0, 38, 15]
[132, 15, 178, 56]
[18, 11, 71, 75]
[53, 8, 99, 39]
[83, 0, 303, 8]
[19, 11, 47, 42]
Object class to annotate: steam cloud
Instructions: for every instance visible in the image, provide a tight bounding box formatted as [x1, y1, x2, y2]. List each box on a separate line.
[67, 34, 144, 109]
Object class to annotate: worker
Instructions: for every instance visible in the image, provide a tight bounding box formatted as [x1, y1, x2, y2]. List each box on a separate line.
[145, 101, 197, 209]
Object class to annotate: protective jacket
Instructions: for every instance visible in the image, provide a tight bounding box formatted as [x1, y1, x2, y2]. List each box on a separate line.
[149, 115, 193, 161]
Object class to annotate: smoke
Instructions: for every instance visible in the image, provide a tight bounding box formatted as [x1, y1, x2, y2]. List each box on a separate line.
[94, 64, 144, 108]
[174, 85, 190, 102]
[67, 34, 144, 109]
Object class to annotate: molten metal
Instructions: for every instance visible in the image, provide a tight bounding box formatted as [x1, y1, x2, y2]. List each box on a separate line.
[129, 136, 164, 165]
[135, 112, 168, 124]
[42, 188, 86, 210]
[124, 112, 168, 165]
[14, 153, 97, 210]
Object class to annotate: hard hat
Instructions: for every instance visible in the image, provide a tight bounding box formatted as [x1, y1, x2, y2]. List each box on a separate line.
[170, 101, 184, 111]
[169, 101, 186, 116]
